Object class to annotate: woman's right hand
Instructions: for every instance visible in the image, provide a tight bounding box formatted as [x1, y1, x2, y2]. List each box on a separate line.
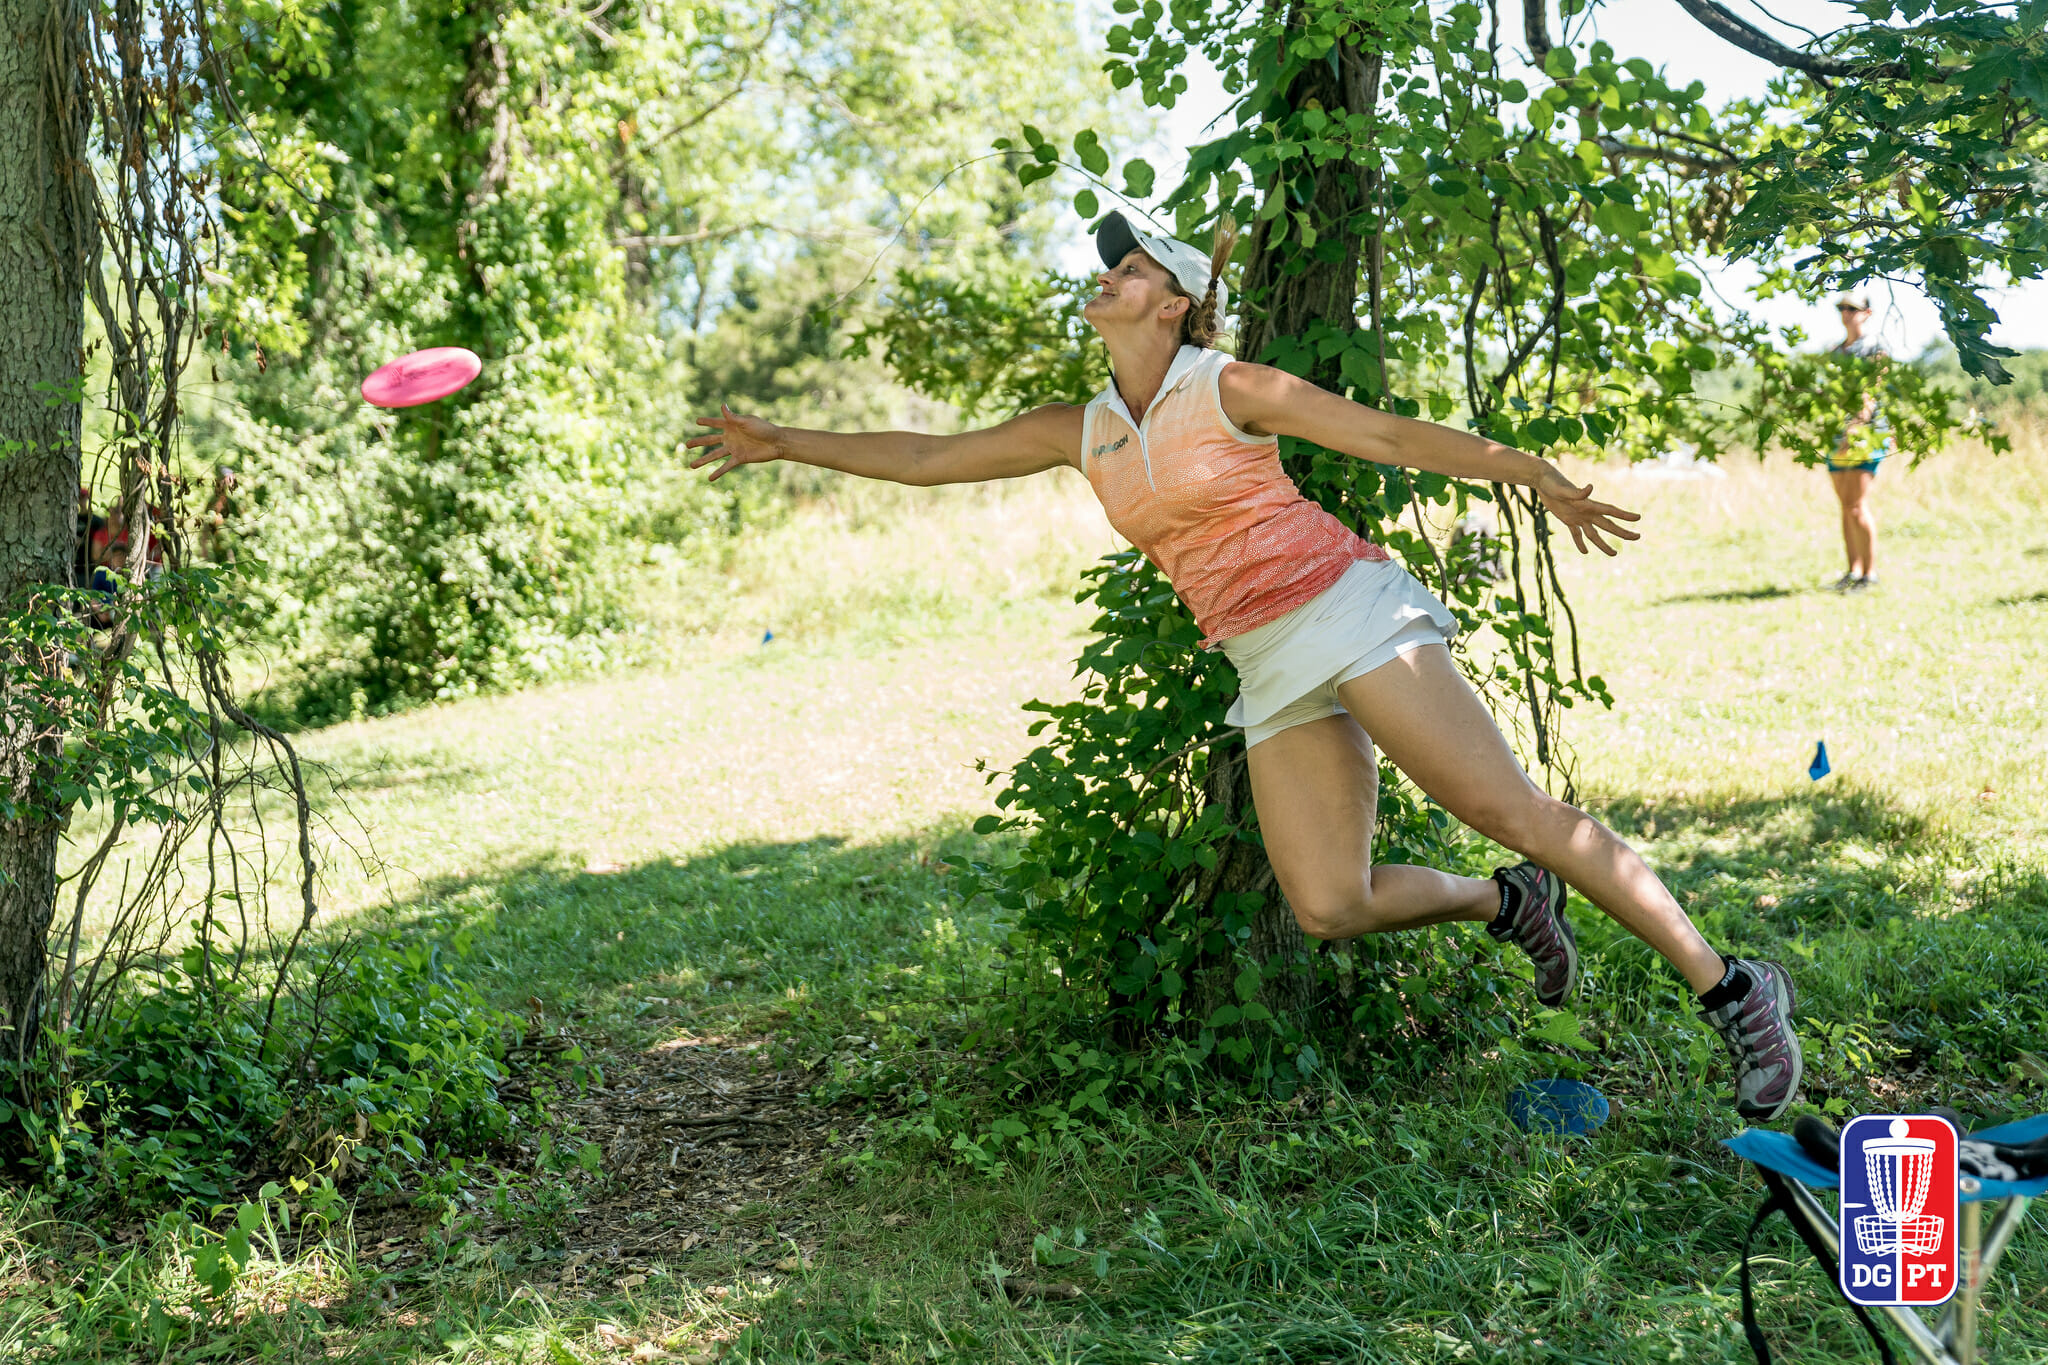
[685, 406, 783, 480]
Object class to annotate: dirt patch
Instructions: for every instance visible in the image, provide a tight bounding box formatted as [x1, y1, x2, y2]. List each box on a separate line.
[350, 1031, 853, 1287]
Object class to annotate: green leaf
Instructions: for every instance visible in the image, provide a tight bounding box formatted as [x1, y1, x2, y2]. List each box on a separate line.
[1528, 1008, 1595, 1051]
[1073, 129, 1110, 176]
[1121, 158, 1155, 198]
[190, 1244, 229, 1296]
[1074, 189, 1100, 219]
[1233, 964, 1261, 1003]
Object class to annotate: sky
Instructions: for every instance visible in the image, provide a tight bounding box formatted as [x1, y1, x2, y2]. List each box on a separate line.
[1064, 0, 2045, 357]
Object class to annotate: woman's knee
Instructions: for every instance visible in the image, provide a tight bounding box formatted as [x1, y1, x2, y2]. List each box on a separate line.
[1288, 881, 1376, 940]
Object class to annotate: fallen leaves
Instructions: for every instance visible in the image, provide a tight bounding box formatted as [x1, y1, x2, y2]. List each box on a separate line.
[339, 1031, 838, 1297]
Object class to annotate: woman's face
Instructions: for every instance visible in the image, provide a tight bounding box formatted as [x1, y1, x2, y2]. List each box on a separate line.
[1082, 249, 1188, 336]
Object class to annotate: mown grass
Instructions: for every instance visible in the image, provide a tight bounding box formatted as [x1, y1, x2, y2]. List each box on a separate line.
[9, 440, 2048, 1363]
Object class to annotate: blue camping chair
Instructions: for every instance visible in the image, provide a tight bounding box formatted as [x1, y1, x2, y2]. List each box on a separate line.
[1724, 1115, 2048, 1364]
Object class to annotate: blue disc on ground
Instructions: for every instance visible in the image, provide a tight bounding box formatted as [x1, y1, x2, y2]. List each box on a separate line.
[1509, 1079, 1610, 1135]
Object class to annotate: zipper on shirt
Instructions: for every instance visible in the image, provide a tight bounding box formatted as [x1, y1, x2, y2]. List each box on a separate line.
[1103, 350, 1207, 492]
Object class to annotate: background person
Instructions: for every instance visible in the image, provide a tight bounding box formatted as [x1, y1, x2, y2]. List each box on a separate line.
[687, 211, 1804, 1121]
[1825, 294, 1891, 591]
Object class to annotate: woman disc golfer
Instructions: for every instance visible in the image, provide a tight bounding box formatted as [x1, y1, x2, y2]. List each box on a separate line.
[688, 211, 1802, 1120]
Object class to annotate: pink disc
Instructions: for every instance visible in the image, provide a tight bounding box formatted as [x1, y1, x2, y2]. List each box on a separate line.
[361, 347, 483, 408]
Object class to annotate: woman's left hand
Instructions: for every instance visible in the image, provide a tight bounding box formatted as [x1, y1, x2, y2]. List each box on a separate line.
[1535, 465, 1642, 556]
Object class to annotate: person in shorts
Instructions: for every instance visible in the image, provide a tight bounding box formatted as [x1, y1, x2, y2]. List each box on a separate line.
[686, 210, 1804, 1121]
[1824, 294, 1890, 591]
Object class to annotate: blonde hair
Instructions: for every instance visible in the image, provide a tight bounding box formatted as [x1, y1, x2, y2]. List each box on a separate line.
[1173, 215, 1239, 349]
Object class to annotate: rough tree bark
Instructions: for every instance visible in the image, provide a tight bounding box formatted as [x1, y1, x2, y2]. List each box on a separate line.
[1188, 31, 1386, 1029]
[0, 0, 91, 1058]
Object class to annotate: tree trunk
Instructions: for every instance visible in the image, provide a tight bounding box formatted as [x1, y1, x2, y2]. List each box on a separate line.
[1189, 34, 1385, 1033]
[1235, 45, 1382, 368]
[0, 0, 91, 1058]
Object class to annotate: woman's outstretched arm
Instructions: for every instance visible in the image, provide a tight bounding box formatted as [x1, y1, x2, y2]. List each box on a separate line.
[686, 403, 1084, 487]
[1217, 360, 1641, 556]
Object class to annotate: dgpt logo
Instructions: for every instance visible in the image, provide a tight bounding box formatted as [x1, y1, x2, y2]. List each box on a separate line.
[1839, 1114, 1959, 1307]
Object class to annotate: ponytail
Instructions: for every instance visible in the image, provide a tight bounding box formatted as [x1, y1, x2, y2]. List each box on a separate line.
[1177, 214, 1239, 349]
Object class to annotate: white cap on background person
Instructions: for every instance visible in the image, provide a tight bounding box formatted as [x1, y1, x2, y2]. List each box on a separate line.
[1834, 292, 1872, 311]
[1096, 211, 1227, 315]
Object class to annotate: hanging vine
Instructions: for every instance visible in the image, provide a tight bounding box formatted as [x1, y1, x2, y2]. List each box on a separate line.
[2, 0, 339, 1140]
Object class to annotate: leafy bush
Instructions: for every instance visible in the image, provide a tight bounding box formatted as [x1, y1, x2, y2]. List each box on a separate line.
[310, 939, 517, 1159]
[0, 936, 519, 1210]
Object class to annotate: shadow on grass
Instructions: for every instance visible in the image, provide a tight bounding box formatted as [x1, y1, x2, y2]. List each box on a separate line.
[386, 828, 988, 1022]
[1654, 585, 1797, 604]
[329, 754, 494, 797]
[0, 830, 1011, 1363]
[16, 802, 2045, 1365]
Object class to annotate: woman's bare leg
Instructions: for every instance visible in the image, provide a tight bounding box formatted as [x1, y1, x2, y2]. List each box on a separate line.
[1830, 467, 1876, 577]
[1334, 644, 1725, 993]
[1246, 711, 1497, 939]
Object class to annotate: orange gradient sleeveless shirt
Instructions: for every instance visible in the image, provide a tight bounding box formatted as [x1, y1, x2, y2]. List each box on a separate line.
[1080, 346, 1387, 646]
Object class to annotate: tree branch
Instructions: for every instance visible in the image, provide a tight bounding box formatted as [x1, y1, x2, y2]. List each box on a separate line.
[1595, 137, 1738, 174]
[1523, 0, 1551, 61]
[1669, 0, 1907, 85]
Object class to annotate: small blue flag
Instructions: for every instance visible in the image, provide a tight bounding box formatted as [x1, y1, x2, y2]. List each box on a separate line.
[761, 629, 774, 644]
[1808, 739, 1830, 781]
[1509, 1078, 1609, 1135]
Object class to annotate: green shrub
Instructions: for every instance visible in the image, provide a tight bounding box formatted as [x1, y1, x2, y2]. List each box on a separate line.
[0, 936, 519, 1211]
[310, 939, 517, 1161]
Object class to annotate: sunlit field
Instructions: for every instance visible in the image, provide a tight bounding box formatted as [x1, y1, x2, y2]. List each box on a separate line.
[1566, 424, 2048, 865]
[11, 434, 2046, 1363]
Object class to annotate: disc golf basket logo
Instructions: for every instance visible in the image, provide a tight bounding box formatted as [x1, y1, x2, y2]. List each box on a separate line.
[1853, 1119, 1944, 1256]
[1839, 1113, 1959, 1309]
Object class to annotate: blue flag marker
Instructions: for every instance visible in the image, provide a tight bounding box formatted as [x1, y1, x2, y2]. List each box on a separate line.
[1809, 739, 1830, 781]
[1509, 1079, 1609, 1135]
[762, 629, 774, 645]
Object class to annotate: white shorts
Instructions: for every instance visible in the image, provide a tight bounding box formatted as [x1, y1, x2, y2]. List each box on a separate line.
[1220, 558, 1457, 748]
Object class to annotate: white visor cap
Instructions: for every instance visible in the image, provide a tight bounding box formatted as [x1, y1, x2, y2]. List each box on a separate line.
[1095, 211, 1226, 316]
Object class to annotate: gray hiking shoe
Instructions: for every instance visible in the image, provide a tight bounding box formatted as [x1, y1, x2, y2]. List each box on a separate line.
[1488, 862, 1578, 1008]
[1701, 958, 1803, 1122]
